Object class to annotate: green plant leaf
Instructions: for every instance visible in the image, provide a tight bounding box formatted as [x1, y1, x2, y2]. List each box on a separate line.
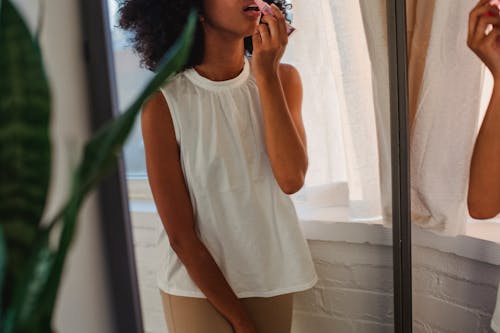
[0, 0, 51, 315]
[4, 8, 198, 332]
[0, 0, 3, 27]
[0, 225, 6, 314]
[44, 8, 198, 230]
[2, 230, 53, 333]
[75, 22, 197, 197]
[46, 6, 198, 230]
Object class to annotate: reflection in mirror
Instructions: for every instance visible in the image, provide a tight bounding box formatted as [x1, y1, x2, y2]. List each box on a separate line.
[107, 0, 394, 331]
[406, 0, 500, 331]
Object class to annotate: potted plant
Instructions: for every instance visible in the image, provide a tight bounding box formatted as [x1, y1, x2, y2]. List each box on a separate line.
[0, 1, 197, 331]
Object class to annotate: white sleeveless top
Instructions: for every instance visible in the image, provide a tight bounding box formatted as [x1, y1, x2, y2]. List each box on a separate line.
[155, 55, 318, 298]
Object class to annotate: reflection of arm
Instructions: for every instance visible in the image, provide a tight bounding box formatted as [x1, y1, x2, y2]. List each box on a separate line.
[466, 0, 500, 219]
[468, 82, 500, 219]
[141, 92, 253, 329]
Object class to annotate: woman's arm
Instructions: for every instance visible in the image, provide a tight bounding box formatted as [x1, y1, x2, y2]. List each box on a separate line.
[255, 64, 308, 195]
[467, 0, 500, 218]
[251, 3, 308, 194]
[468, 82, 500, 219]
[141, 91, 257, 332]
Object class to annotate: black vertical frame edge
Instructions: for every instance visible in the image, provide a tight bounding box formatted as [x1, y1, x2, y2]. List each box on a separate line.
[79, 0, 144, 332]
[387, 0, 412, 332]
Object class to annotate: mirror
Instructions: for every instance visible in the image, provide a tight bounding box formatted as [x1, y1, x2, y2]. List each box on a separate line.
[105, 0, 396, 331]
[406, 0, 500, 331]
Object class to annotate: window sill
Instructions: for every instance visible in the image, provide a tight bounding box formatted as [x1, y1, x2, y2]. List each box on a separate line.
[466, 217, 500, 243]
[126, 179, 500, 266]
[295, 201, 500, 266]
[411, 222, 500, 266]
[292, 201, 392, 246]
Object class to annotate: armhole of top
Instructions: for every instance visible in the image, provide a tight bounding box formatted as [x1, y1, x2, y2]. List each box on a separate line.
[158, 87, 181, 146]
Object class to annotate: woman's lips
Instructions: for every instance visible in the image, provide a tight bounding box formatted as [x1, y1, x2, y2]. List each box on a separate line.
[243, 8, 261, 19]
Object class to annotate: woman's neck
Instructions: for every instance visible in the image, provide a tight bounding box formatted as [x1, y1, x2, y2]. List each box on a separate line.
[194, 31, 246, 81]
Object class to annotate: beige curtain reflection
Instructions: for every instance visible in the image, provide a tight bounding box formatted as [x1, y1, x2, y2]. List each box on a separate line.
[360, 0, 436, 150]
[406, 0, 436, 139]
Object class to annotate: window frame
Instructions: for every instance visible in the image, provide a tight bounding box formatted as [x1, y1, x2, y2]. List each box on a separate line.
[81, 0, 412, 332]
[79, 0, 144, 331]
[387, 0, 412, 331]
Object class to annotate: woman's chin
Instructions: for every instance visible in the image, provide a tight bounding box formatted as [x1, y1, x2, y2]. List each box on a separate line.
[243, 25, 258, 38]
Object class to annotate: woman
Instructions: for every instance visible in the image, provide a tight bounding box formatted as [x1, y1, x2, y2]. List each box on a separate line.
[467, 0, 500, 219]
[117, 1, 318, 332]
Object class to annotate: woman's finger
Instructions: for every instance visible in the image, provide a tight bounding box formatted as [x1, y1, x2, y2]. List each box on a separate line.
[480, 27, 500, 70]
[483, 24, 500, 47]
[473, 0, 491, 11]
[252, 27, 262, 50]
[259, 14, 280, 46]
[269, 3, 287, 43]
[473, 14, 500, 46]
[469, 0, 496, 42]
[469, 1, 499, 46]
[469, 0, 493, 36]
[257, 23, 271, 47]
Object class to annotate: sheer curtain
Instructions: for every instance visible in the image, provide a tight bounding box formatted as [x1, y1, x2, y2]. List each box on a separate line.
[285, 0, 386, 223]
[110, 0, 387, 223]
[359, 0, 392, 225]
[406, 0, 436, 138]
[408, 0, 484, 236]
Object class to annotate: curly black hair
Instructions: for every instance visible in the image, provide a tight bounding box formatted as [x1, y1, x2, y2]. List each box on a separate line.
[116, 0, 292, 73]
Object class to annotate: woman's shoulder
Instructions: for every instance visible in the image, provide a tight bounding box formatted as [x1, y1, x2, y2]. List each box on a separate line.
[277, 63, 302, 95]
[278, 63, 300, 80]
[158, 69, 194, 100]
[162, 69, 188, 87]
[247, 58, 300, 82]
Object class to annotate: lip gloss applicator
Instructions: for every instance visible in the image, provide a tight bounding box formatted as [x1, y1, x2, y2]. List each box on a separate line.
[254, 0, 296, 36]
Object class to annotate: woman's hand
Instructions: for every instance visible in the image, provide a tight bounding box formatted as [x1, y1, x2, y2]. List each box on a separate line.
[251, 3, 288, 79]
[231, 317, 258, 333]
[468, 0, 500, 79]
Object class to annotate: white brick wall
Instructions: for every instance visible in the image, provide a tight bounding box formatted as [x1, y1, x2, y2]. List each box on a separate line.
[412, 245, 500, 333]
[130, 212, 167, 333]
[292, 241, 394, 333]
[130, 211, 500, 333]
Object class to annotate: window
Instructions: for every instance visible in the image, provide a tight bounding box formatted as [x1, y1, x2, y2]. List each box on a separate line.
[108, 0, 385, 223]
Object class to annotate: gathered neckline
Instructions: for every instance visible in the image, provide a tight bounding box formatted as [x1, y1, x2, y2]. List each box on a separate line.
[184, 56, 251, 91]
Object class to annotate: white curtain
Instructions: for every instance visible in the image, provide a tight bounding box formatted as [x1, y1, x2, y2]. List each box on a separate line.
[110, 0, 389, 223]
[409, 0, 483, 236]
[284, 0, 387, 222]
[359, 0, 392, 225]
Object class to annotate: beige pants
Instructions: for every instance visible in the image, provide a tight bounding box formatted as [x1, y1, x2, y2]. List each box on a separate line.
[160, 290, 294, 333]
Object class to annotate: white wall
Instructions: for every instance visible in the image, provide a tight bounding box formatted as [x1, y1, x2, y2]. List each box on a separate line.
[131, 210, 395, 333]
[130, 207, 500, 333]
[292, 241, 394, 333]
[295, 241, 500, 333]
[130, 211, 168, 333]
[412, 245, 500, 332]
[11, 0, 116, 332]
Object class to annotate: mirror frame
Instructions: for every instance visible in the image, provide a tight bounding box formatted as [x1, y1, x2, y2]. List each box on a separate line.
[79, 0, 413, 331]
[79, 0, 144, 331]
[387, 0, 412, 331]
